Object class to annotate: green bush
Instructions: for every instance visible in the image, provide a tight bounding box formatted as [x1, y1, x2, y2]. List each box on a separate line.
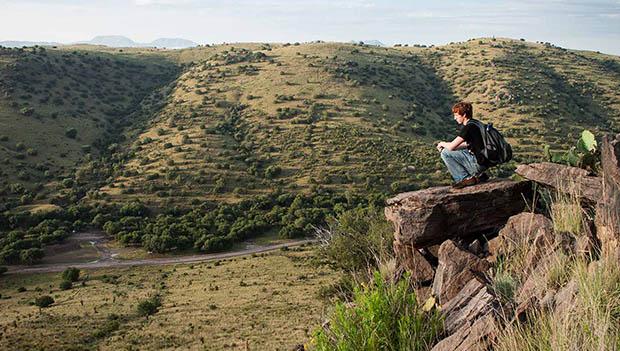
[316, 206, 393, 272]
[65, 127, 78, 139]
[312, 272, 443, 350]
[137, 295, 161, 316]
[61, 267, 80, 282]
[34, 295, 54, 308]
[59, 280, 72, 290]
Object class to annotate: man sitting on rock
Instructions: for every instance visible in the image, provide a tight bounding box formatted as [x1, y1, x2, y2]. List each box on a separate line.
[436, 102, 489, 188]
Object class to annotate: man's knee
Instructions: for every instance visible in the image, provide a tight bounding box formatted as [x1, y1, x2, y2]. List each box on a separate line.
[440, 148, 453, 160]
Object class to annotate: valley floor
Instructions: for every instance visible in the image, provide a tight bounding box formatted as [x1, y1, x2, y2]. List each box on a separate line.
[0, 245, 336, 350]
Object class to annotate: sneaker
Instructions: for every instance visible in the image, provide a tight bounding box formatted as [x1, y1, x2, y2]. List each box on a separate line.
[452, 176, 479, 189]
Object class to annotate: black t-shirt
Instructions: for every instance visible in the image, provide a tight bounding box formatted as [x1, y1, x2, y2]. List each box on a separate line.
[458, 119, 486, 165]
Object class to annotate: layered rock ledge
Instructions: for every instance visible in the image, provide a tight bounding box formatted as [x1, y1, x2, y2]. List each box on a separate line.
[385, 180, 532, 248]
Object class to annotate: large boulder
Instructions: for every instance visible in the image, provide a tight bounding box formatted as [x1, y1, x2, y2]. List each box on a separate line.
[433, 240, 491, 305]
[432, 278, 500, 351]
[515, 162, 602, 203]
[385, 180, 532, 248]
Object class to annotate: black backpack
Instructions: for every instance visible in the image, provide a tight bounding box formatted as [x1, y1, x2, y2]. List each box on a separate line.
[469, 120, 512, 166]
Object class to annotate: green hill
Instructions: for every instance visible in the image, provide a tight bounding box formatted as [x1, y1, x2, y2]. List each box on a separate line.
[1, 38, 619, 211]
[0, 46, 178, 210]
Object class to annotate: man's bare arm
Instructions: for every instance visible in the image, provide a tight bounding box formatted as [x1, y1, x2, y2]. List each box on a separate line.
[437, 136, 467, 151]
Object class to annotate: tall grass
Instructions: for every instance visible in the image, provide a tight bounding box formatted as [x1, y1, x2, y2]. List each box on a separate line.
[311, 272, 443, 351]
[494, 185, 620, 351]
[495, 252, 620, 351]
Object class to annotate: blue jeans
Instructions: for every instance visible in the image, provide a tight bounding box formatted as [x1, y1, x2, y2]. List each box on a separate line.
[440, 149, 485, 182]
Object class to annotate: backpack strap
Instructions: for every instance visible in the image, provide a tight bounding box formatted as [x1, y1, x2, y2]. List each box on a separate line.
[467, 119, 488, 152]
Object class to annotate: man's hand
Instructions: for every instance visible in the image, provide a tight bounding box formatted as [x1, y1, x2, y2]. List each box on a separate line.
[436, 142, 445, 152]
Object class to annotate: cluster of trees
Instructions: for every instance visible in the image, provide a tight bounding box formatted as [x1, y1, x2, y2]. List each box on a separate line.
[103, 190, 386, 254]
[0, 203, 115, 265]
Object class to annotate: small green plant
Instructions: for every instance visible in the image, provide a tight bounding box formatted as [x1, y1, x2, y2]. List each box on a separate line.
[65, 127, 78, 139]
[491, 260, 517, 303]
[61, 267, 80, 282]
[59, 280, 72, 290]
[544, 130, 599, 172]
[137, 295, 161, 317]
[34, 295, 54, 309]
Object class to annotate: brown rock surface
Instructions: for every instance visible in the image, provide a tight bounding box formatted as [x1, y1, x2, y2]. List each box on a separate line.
[489, 212, 555, 275]
[596, 133, 620, 254]
[393, 240, 434, 284]
[515, 162, 602, 203]
[385, 180, 531, 248]
[432, 278, 499, 351]
[433, 241, 491, 305]
[431, 313, 498, 351]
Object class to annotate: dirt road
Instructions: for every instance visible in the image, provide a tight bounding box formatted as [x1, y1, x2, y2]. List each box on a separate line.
[6, 237, 316, 275]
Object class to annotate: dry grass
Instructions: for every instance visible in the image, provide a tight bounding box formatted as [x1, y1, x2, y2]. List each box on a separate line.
[494, 187, 620, 351]
[0, 245, 338, 350]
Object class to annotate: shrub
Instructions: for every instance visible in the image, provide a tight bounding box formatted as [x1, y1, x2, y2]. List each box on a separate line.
[19, 248, 44, 265]
[59, 280, 72, 290]
[0, 266, 7, 275]
[34, 295, 54, 308]
[312, 272, 443, 350]
[316, 206, 393, 272]
[20, 107, 34, 116]
[65, 127, 78, 139]
[137, 295, 161, 316]
[61, 267, 80, 282]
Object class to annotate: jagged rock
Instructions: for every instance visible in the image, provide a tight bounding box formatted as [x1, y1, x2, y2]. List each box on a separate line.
[393, 240, 434, 284]
[596, 133, 620, 255]
[441, 278, 498, 334]
[515, 245, 572, 306]
[488, 212, 555, 275]
[431, 313, 498, 351]
[515, 162, 602, 203]
[468, 239, 482, 255]
[432, 278, 499, 351]
[433, 241, 491, 305]
[385, 180, 531, 248]
[553, 278, 578, 318]
[414, 286, 432, 304]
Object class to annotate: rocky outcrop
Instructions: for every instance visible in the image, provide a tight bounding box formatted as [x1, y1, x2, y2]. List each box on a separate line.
[432, 278, 500, 351]
[382, 133, 620, 351]
[515, 162, 602, 203]
[433, 240, 491, 305]
[385, 180, 531, 248]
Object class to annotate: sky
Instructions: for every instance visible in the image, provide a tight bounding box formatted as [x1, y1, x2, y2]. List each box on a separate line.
[1, 0, 619, 55]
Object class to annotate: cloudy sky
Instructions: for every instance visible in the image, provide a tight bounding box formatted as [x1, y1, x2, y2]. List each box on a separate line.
[1, 0, 619, 54]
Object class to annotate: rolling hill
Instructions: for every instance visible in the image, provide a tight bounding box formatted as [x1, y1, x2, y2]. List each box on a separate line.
[1, 38, 619, 211]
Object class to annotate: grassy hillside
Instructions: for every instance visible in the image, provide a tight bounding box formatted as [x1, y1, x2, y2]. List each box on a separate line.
[0, 45, 178, 210]
[1, 38, 619, 210]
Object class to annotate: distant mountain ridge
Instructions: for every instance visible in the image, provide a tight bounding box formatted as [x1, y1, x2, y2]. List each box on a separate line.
[0, 36, 198, 49]
[0, 40, 63, 47]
